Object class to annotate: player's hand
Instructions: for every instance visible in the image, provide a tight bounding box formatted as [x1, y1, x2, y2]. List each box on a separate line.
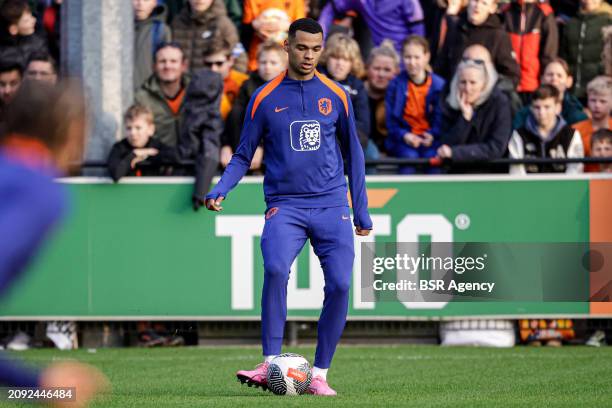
[206, 196, 224, 212]
[355, 226, 371, 236]
[40, 361, 110, 408]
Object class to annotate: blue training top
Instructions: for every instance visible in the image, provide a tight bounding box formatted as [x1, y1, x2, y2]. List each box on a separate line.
[207, 70, 372, 229]
[0, 143, 67, 387]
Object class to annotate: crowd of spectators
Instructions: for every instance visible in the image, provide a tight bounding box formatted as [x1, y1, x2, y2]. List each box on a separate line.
[0, 0, 610, 349]
[1, 0, 611, 186]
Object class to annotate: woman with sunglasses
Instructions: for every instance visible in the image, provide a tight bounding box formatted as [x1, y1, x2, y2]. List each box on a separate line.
[436, 48, 513, 173]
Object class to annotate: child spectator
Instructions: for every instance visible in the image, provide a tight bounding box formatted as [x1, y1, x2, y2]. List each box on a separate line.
[591, 128, 612, 172]
[560, 0, 612, 101]
[364, 41, 401, 155]
[0, 0, 48, 67]
[319, 33, 370, 150]
[509, 84, 584, 174]
[133, 0, 172, 90]
[318, 0, 425, 56]
[513, 58, 589, 129]
[501, 0, 558, 102]
[573, 76, 612, 171]
[242, 0, 305, 71]
[25, 51, 57, 84]
[385, 35, 445, 174]
[437, 57, 512, 172]
[223, 40, 287, 169]
[135, 42, 190, 147]
[171, 0, 239, 72]
[434, 0, 520, 87]
[202, 38, 248, 121]
[107, 104, 178, 182]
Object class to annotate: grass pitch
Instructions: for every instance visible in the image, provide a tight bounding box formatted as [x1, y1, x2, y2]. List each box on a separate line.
[6, 345, 612, 407]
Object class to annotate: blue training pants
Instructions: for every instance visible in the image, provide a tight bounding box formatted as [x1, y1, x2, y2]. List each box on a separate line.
[260, 206, 354, 369]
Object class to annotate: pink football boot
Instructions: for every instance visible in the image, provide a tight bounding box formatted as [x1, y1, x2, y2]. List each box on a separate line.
[307, 375, 337, 396]
[236, 362, 269, 391]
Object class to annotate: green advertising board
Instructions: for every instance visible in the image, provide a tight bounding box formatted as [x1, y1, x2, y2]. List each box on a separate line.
[0, 175, 600, 320]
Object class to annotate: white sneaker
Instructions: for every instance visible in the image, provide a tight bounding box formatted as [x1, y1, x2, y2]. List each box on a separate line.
[586, 330, 606, 347]
[7, 331, 31, 351]
[46, 321, 78, 350]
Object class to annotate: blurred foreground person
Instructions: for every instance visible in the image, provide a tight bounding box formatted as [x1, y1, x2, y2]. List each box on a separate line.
[0, 80, 109, 407]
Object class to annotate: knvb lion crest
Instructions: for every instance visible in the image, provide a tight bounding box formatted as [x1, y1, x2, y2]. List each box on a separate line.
[318, 98, 332, 115]
[290, 120, 321, 151]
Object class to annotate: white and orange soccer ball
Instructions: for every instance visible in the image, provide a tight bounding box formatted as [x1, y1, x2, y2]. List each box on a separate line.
[266, 353, 312, 395]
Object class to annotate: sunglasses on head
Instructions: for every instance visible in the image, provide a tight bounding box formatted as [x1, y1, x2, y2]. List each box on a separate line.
[461, 57, 486, 65]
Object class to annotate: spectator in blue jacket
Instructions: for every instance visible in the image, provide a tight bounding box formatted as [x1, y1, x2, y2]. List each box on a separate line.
[319, 33, 370, 150]
[385, 35, 445, 174]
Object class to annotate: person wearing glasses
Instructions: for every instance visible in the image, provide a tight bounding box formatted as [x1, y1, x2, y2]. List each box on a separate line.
[201, 37, 248, 121]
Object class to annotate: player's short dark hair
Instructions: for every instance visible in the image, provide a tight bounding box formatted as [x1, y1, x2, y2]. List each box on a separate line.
[154, 41, 185, 62]
[2, 79, 86, 152]
[532, 84, 561, 103]
[288, 18, 323, 39]
[26, 52, 57, 74]
[0, 60, 24, 77]
[592, 129, 612, 148]
[0, 0, 29, 28]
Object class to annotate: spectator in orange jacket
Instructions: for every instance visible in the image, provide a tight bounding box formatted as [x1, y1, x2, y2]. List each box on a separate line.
[502, 0, 558, 103]
[202, 37, 248, 120]
[242, 0, 305, 71]
[573, 75, 612, 171]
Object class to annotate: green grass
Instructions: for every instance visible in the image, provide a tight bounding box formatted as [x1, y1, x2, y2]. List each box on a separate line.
[5, 345, 612, 407]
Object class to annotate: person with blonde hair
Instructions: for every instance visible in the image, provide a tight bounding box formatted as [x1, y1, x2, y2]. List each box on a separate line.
[365, 40, 401, 156]
[437, 57, 512, 172]
[573, 75, 612, 171]
[319, 33, 370, 149]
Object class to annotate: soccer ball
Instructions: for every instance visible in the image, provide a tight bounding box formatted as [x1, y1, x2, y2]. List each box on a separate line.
[266, 353, 312, 395]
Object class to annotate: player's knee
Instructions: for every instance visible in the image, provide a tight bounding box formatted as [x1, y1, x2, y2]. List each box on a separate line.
[325, 275, 351, 295]
[264, 260, 290, 281]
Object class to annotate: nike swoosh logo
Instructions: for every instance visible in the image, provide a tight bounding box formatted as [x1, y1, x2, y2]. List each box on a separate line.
[275, 106, 289, 112]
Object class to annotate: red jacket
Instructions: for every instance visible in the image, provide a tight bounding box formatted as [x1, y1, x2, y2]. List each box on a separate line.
[502, 1, 559, 93]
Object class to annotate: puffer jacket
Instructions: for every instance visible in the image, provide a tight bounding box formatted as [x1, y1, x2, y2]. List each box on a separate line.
[171, 0, 239, 71]
[560, 3, 612, 98]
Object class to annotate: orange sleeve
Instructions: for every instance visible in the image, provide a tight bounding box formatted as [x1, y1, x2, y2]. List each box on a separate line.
[243, 0, 256, 24]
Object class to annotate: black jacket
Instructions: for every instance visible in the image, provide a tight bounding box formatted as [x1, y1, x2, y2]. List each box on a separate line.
[178, 68, 224, 201]
[440, 87, 513, 172]
[107, 138, 179, 182]
[434, 12, 520, 87]
[0, 31, 48, 67]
